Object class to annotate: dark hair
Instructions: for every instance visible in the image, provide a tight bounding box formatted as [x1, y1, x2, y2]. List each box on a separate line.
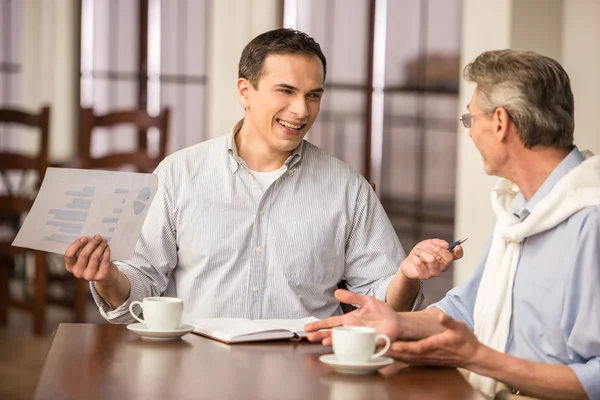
[464, 49, 574, 150]
[238, 28, 327, 88]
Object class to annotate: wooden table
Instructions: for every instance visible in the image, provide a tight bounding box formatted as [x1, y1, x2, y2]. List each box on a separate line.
[34, 324, 486, 400]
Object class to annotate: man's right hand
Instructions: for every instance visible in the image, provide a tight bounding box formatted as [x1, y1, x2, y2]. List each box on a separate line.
[305, 290, 445, 346]
[305, 290, 404, 346]
[64, 235, 118, 286]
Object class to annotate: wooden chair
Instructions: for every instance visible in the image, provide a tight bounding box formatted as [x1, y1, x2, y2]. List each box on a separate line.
[0, 106, 50, 334]
[78, 107, 170, 172]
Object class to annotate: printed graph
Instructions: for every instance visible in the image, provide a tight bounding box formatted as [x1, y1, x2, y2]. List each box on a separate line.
[43, 185, 152, 245]
[12, 168, 159, 261]
[45, 186, 95, 244]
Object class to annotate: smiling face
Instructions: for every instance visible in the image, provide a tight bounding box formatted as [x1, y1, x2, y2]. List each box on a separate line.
[237, 53, 324, 156]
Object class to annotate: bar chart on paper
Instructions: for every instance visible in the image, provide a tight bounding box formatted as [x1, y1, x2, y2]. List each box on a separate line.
[12, 168, 158, 260]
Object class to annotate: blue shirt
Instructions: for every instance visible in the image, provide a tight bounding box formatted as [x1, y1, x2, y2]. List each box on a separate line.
[433, 148, 600, 398]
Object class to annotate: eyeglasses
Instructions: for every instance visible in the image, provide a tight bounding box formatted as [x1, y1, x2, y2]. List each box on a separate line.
[459, 112, 491, 128]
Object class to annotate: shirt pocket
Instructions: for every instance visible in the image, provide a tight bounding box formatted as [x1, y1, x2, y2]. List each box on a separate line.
[270, 212, 346, 286]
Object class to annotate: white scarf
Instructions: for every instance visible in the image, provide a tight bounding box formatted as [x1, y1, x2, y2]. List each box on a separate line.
[469, 150, 600, 397]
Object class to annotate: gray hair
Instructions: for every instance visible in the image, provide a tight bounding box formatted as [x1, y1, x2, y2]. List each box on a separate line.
[464, 50, 574, 149]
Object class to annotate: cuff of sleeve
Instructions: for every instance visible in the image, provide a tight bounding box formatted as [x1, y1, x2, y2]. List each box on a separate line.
[370, 276, 423, 311]
[428, 298, 473, 330]
[427, 299, 449, 313]
[89, 263, 148, 324]
[370, 274, 395, 302]
[569, 359, 600, 399]
[410, 280, 424, 311]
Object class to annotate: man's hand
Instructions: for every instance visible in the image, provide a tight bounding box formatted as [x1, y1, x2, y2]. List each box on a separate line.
[305, 289, 403, 345]
[386, 311, 482, 368]
[65, 235, 131, 308]
[400, 239, 463, 280]
[64, 235, 118, 286]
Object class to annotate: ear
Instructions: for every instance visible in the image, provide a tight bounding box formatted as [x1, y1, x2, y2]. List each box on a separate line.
[237, 78, 251, 109]
[493, 107, 511, 142]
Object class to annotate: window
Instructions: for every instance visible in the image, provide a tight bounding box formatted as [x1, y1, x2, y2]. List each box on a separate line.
[79, 0, 209, 158]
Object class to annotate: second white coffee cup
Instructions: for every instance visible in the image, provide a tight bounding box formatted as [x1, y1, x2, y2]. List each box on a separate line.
[332, 326, 391, 363]
[129, 297, 183, 331]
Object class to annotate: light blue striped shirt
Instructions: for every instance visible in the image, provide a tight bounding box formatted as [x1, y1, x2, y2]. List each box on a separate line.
[433, 148, 600, 398]
[91, 122, 423, 323]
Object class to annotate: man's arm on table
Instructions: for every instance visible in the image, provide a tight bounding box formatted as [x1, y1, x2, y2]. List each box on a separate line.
[305, 290, 447, 345]
[321, 296, 589, 400]
[388, 312, 590, 400]
[469, 350, 589, 400]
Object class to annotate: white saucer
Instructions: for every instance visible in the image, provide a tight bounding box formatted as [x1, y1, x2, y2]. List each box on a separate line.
[127, 323, 194, 341]
[319, 354, 394, 375]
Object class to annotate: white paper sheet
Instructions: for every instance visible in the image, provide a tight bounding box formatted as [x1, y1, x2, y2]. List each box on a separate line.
[12, 168, 158, 261]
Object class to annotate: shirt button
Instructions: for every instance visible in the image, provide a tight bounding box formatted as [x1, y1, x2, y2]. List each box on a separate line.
[252, 286, 259, 292]
[249, 174, 254, 180]
[259, 210, 264, 216]
[255, 246, 262, 253]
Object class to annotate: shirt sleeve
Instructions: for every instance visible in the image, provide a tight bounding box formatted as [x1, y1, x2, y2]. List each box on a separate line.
[343, 178, 406, 303]
[429, 234, 493, 330]
[89, 162, 179, 323]
[563, 208, 600, 399]
[410, 280, 425, 311]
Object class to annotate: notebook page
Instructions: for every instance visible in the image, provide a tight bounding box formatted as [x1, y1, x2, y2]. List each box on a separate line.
[192, 316, 319, 341]
[251, 317, 319, 333]
[192, 318, 267, 340]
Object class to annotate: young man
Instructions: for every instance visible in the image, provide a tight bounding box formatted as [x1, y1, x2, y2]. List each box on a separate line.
[63, 29, 461, 324]
[306, 50, 600, 400]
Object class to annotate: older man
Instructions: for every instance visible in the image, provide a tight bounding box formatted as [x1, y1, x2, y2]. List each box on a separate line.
[306, 50, 600, 400]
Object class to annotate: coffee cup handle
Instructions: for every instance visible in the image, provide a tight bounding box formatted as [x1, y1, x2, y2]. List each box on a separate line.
[129, 301, 145, 324]
[371, 334, 391, 360]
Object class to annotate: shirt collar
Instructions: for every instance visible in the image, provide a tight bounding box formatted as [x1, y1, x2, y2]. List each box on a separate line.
[510, 146, 583, 221]
[226, 119, 305, 173]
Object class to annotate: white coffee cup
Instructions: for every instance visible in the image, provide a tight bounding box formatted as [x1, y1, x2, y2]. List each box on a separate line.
[129, 297, 183, 331]
[332, 326, 391, 363]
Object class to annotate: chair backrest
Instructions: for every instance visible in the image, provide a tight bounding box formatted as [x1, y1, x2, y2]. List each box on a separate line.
[0, 106, 50, 217]
[78, 107, 170, 172]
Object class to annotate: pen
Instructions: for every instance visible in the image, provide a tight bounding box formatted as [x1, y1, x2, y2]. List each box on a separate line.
[447, 237, 468, 251]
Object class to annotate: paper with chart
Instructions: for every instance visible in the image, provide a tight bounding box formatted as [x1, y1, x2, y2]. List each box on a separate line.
[12, 168, 158, 261]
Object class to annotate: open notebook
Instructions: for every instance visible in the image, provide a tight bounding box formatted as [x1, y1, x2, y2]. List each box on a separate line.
[191, 316, 319, 344]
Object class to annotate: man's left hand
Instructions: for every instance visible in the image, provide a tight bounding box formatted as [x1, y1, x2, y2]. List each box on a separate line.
[386, 311, 483, 368]
[400, 239, 463, 280]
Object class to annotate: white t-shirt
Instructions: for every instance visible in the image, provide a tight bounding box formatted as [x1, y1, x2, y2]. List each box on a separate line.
[248, 166, 287, 192]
